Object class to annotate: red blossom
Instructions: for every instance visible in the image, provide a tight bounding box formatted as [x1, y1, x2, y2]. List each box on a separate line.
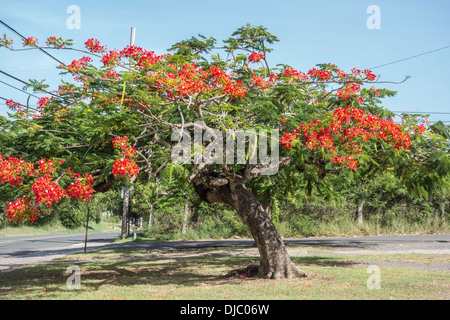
[307, 68, 332, 81]
[248, 52, 265, 63]
[5, 196, 41, 223]
[85, 38, 106, 53]
[281, 106, 412, 169]
[1, 154, 94, 223]
[37, 97, 52, 110]
[5, 99, 23, 111]
[101, 50, 120, 66]
[66, 173, 94, 201]
[31, 174, 66, 207]
[112, 158, 139, 178]
[251, 74, 268, 89]
[46, 36, 64, 49]
[112, 136, 139, 178]
[22, 37, 38, 47]
[282, 68, 308, 81]
[0, 154, 34, 186]
[63, 56, 93, 74]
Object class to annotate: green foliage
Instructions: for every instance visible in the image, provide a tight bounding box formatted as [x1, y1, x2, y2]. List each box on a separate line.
[57, 202, 86, 229]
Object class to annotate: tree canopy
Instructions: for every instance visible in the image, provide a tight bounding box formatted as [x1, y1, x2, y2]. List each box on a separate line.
[1, 24, 449, 278]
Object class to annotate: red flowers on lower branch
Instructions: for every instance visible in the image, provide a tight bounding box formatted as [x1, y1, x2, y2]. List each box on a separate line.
[5, 196, 41, 223]
[112, 136, 139, 178]
[1, 154, 95, 223]
[66, 173, 95, 201]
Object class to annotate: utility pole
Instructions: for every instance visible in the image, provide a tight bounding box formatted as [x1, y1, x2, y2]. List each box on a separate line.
[130, 27, 136, 47]
[84, 199, 92, 253]
[120, 27, 136, 239]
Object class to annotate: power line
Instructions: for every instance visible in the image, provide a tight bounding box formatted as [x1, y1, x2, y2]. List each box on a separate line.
[0, 69, 29, 85]
[0, 69, 59, 98]
[391, 110, 450, 115]
[0, 96, 38, 111]
[369, 45, 450, 69]
[0, 19, 63, 65]
[0, 79, 40, 99]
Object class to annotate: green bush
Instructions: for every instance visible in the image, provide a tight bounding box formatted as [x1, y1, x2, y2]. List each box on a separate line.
[56, 202, 86, 229]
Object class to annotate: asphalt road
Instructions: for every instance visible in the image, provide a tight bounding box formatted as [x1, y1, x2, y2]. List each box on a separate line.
[0, 232, 449, 272]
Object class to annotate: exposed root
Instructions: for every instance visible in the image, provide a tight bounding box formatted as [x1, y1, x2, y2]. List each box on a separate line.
[224, 262, 309, 279]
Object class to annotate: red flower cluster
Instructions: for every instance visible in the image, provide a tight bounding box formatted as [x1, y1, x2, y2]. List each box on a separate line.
[336, 82, 361, 101]
[413, 124, 426, 135]
[307, 68, 332, 81]
[37, 96, 52, 110]
[348, 68, 377, 81]
[152, 63, 247, 99]
[278, 66, 378, 105]
[46, 36, 64, 49]
[0, 154, 34, 186]
[251, 74, 268, 89]
[1, 153, 94, 223]
[63, 56, 93, 74]
[282, 68, 308, 81]
[31, 174, 66, 207]
[280, 106, 412, 170]
[22, 37, 38, 47]
[66, 173, 94, 201]
[112, 158, 139, 178]
[364, 69, 377, 81]
[208, 65, 247, 98]
[248, 52, 265, 63]
[101, 50, 120, 66]
[112, 136, 139, 178]
[85, 38, 106, 53]
[5, 99, 23, 111]
[98, 45, 166, 69]
[119, 45, 165, 70]
[5, 196, 40, 223]
[37, 158, 56, 175]
[102, 69, 121, 81]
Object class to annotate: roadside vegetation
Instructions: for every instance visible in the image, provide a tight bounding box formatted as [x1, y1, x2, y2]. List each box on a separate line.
[1, 176, 448, 239]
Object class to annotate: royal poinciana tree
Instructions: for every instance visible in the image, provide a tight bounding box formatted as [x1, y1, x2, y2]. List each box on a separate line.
[1, 25, 449, 279]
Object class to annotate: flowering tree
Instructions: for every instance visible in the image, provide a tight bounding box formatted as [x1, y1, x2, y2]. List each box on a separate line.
[1, 24, 448, 279]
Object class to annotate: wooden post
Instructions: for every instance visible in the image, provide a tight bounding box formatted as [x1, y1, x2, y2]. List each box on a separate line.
[84, 199, 92, 253]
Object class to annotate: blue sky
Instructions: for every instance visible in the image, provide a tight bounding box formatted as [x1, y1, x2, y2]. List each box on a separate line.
[1, 0, 449, 123]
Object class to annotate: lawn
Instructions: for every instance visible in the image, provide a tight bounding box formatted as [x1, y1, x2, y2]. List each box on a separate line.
[0, 247, 448, 300]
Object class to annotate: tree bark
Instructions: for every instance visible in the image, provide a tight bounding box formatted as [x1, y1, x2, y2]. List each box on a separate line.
[356, 200, 364, 225]
[193, 172, 307, 279]
[121, 176, 136, 239]
[440, 203, 446, 224]
[182, 201, 191, 234]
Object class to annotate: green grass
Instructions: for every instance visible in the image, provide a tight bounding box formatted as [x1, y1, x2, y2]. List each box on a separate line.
[0, 248, 448, 300]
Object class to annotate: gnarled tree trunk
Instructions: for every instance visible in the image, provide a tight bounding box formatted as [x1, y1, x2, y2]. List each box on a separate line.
[193, 170, 307, 279]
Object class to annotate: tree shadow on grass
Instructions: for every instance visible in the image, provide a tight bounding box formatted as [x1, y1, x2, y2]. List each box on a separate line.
[0, 252, 367, 299]
[0, 256, 263, 299]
